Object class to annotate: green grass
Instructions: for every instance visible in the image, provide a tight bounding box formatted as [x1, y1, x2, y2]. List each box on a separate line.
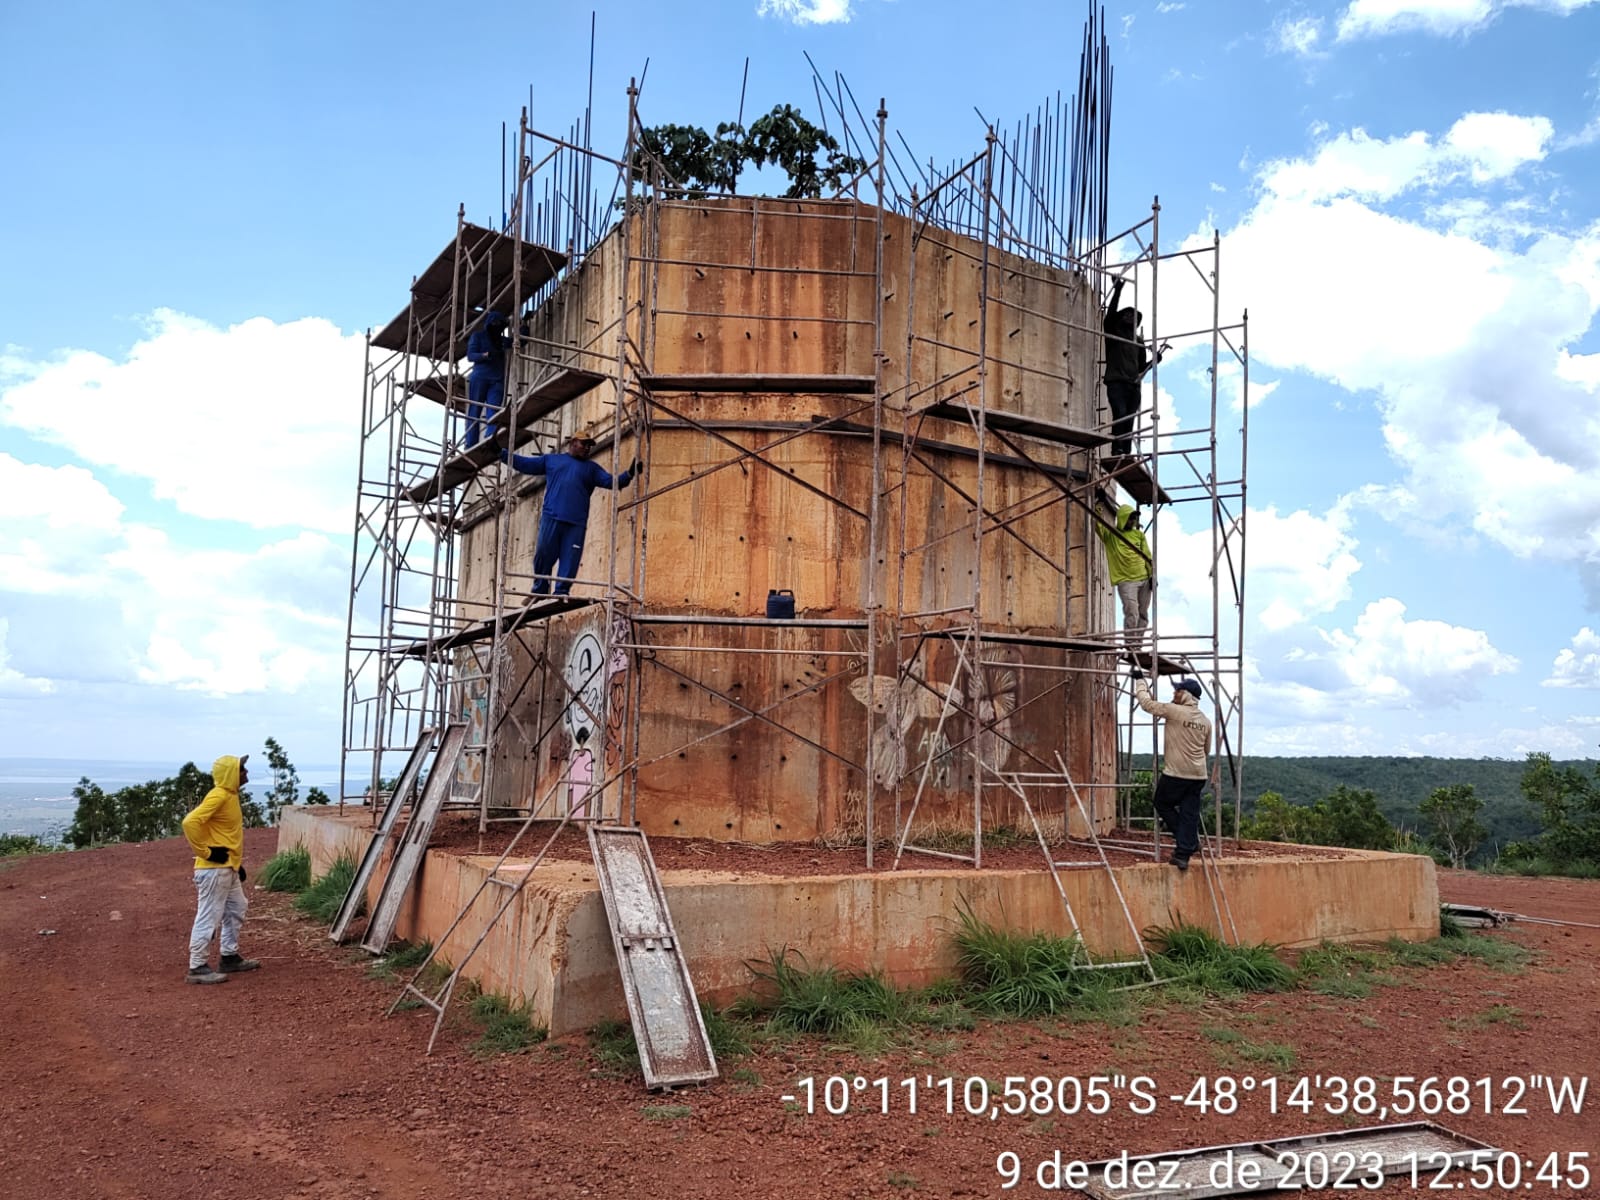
[292, 853, 359, 923]
[701, 1001, 752, 1061]
[589, 1018, 643, 1075]
[1490, 856, 1600, 880]
[368, 940, 434, 982]
[468, 993, 547, 1057]
[737, 949, 915, 1034]
[952, 903, 1137, 1019]
[1203, 1025, 1297, 1069]
[390, 957, 451, 1011]
[1235, 1039, 1298, 1069]
[1385, 937, 1458, 967]
[1438, 907, 1467, 939]
[642, 1104, 693, 1121]
[258, 845, 311, 893]
[1146, 923, 1298, 994]
[1470, 1003, 1526, 1028]
[1310, 975, 1373, 998]
[1452, 936, 1531, 971]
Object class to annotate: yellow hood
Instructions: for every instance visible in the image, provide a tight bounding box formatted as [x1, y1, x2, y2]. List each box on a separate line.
[211, 755, 244, 791]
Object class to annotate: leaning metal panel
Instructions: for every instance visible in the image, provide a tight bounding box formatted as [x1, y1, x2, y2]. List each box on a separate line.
[360, 723, 468, 955]
[587, 825, 718, 1090]
[329, 726, 436, 944]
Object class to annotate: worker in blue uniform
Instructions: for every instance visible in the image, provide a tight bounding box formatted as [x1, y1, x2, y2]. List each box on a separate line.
[504, 430, 642, 594]
[464, 310, 510, 448]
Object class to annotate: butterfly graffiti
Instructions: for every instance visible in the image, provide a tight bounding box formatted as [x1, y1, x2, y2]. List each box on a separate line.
[846, 654, 1020, 791]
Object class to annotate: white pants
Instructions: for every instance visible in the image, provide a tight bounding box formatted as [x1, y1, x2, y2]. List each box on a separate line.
[1116, 579, 1152, 638]
[189, 867, 247, 969]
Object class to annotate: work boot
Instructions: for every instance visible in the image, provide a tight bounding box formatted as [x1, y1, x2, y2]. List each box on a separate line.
[1167, 852, 1191, 872]
[218, 953, 261, 973]
[186, 965, 228, 985]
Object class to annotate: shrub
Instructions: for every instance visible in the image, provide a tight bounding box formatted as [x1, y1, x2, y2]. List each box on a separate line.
[293, 853, 359, 923]
[0, 833, 55, 857]
[258, 845, 311, 892]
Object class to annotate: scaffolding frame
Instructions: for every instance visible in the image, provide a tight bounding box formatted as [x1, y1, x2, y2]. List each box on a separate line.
[341, 17, 1249, 1020]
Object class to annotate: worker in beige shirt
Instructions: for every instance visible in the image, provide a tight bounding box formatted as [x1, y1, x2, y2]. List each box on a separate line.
[1132, 668, 1213, 871]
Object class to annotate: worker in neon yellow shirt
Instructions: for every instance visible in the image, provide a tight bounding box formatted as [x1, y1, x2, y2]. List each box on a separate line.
[1094, 503, 1153, 647]
[180, 754, 260, 984]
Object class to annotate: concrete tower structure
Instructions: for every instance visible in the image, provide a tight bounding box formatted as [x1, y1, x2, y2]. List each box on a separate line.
[448, 195, 1121, 845]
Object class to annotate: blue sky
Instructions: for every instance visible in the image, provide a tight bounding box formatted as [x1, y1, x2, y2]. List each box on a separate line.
[2, 0, 1598, 766]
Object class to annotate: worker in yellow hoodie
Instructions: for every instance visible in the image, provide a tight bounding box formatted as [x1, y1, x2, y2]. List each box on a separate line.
[181, 754, 260, 984]
[1093, 503, 1153, 647]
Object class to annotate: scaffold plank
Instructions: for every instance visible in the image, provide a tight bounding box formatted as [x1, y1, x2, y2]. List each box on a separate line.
[641, 373, 876, 394]
[923, 400, 1109, 449]
[371, 223, 566, 357]
[404, 375, 468, 410]
[587, 826, 719, 1090]
[400, 366, 607, 504]
[1100, 454, 1173, 506]
[398, 596, 595, 657]
[918, 626, 1187, 674]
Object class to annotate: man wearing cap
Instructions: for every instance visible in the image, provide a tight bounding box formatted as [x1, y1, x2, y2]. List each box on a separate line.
[503, 431, 642, 595]
[1130, 669, 1213, 871]
[180, 754, 261, 984]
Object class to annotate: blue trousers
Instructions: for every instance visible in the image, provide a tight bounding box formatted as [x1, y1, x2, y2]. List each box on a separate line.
[532, 515, 587, 595]
[465, 371, 504, 448]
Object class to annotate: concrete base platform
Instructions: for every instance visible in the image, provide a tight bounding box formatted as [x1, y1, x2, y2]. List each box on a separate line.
[280, 808, 1440, 1038]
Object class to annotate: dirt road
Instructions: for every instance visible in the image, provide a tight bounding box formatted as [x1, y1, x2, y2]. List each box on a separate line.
[2, 835, 1594, 1199]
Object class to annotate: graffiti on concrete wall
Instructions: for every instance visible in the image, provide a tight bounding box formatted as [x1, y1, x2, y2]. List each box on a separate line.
[846, 647, 1021, 792]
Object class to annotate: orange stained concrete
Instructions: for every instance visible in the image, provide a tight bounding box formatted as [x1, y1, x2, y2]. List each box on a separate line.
[281, 808, 1440, 1038]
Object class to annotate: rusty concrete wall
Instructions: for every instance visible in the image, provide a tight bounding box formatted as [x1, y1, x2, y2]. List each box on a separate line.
[282, 810, 1441, 1040]
[449, 197, 1117, 839]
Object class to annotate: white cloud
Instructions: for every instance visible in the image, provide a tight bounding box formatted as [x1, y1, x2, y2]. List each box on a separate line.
[1156, 1, 1186, 11]
[1311, 597, 1519, 699]
[0, 310, 366, 534]
[1544, 627, 1600, 688]
[1148, 498, 1362, 645]
[0, 619, 55, 697]
[1273, 14, 1325, 55]
[1336, 0, 1599, 41]
[757, 0, 852, 23]
[1259, 114, 1552, 203]
[0, 451, 346, 700]
[1162, 114, 1600, 603]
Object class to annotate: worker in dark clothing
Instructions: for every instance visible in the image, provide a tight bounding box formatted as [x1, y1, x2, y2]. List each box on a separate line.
[465, 310, 510, 448]
[1101, 279, 1166, 459]
[504, 431, 642, 595]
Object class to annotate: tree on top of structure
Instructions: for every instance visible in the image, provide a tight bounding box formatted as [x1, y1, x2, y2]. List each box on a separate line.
[635, 104, 867, 200]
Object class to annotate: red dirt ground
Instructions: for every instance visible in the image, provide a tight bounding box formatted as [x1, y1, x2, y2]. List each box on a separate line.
[417, 810, 1357, 873]
[1, 836, 1594, 1200]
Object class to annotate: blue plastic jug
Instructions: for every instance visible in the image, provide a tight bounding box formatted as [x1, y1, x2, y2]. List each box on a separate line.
[766, 589, 796, 620]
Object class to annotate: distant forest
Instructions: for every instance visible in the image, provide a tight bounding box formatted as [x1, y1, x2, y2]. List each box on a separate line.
[1233, 755, 1594, 855]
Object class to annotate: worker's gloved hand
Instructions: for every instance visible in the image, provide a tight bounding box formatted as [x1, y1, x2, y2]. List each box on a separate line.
[238, 865, 247, 884]
[1129, 666, 1144, 680]
[206, 846, 229, 864]
[629, 458, 643, 477]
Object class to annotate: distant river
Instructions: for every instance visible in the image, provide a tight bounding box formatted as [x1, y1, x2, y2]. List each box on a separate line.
[0, 758, 345, 841]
